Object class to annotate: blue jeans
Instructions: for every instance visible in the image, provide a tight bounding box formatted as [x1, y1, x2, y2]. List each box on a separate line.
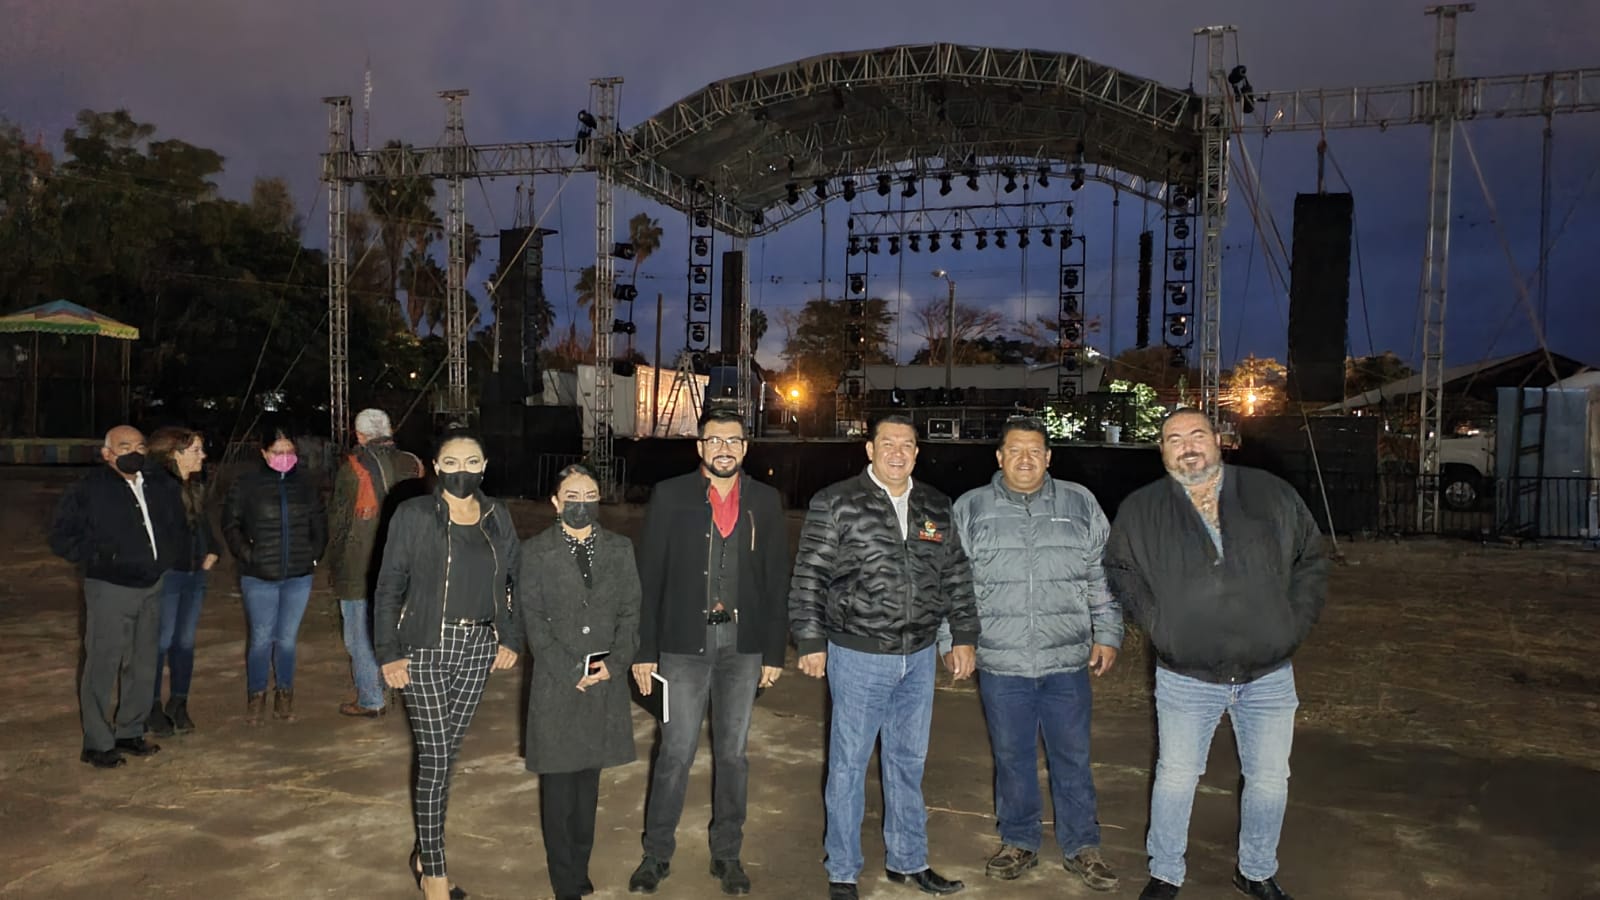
[156, 569, 208, 701]
[978, 668, 1100, 856]
[241, 574, 313, 694]
[824, 642, 936, 884]
[1148, 664, 1298, 886]
[340, 598, 384, 709]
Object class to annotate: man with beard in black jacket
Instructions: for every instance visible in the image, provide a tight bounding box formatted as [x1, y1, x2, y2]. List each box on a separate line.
[50, 425, 184, 768]
[627, 409, 790, 896]
[1106, 409, 1328, 900]
[790, 414, 980, 900]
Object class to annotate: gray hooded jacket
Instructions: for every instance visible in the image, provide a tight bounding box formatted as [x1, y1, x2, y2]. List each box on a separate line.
[944, 472, 1122, 677]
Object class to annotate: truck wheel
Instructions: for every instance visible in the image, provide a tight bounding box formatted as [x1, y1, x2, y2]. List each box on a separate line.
[1441, 466, 1481, 511]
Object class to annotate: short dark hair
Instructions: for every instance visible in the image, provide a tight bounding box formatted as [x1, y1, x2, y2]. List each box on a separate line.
[554, 462, 598, 496]
[698, 408, 747, 438]
[433, 426, 484, 460]
[253, 416, 294, 449]
[999, 416, 1049, 446]
[1159, 407, 1214, 439]
[868, 413, 916, 441]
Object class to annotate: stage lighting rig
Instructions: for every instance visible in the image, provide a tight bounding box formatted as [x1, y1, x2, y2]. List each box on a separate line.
[975, 229, 988, 250]
[902, 175, 917, 198]
[1037, 166, 1050, 188]
[1017, 228, 1030, 249]
[908, 233, 921, 252]
[950, 230, 963, 251]
[848, 235, 862, 256]
[888, 235, 901, 255]
[813, 180, 828, 201]
[785, 183, 801, 204]
[939, 173, 953, 196]
[928, 232, 941, 252]
[612, 319, 636, 335]
[994, 229, 1008, 249]
[612, 283, 638, 302]
[868, 236, 880, 254]
[1041, 227, 1055, 247]
[877, 174, 892, 197]
[1003, 168, 1018, 193]
[842, 179, 857, 201]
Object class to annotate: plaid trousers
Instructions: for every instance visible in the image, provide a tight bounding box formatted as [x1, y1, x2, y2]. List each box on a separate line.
[403, 622, 496, 877]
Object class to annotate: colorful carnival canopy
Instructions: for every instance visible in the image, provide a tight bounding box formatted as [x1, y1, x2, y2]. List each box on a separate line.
[0, 299, 140, 341]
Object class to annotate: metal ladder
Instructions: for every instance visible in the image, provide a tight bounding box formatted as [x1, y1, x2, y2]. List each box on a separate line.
[658, 354, 702, 436]
[1505, 387, 1548, 536]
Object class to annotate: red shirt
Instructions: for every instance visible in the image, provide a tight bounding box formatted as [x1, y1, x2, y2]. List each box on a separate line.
[708, 475, 740, 539]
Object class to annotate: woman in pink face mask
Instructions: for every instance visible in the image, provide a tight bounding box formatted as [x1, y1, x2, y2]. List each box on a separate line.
[221, 418, 328, 724]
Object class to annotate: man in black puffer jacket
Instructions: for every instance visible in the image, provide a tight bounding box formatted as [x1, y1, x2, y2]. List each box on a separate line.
[789, 414, 979, 900]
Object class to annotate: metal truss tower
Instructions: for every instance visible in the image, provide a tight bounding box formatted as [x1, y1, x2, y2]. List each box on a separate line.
[1417, 4, 1472, 533]
[588, 78, 622, 497]
[1161, 183, 1198, 373]
[322, 96, 352, 450]
[1196, 26, 1233, 418]
[441, 90, 471, 421]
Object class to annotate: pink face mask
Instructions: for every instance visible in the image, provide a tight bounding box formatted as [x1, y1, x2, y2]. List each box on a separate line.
[267, 452, 298, 474]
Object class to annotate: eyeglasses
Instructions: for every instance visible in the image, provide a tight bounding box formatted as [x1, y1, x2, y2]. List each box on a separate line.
[700, 436, 746, 450]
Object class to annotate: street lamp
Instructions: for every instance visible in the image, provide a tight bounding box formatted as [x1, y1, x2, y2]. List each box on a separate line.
[932, 269, 956, 391]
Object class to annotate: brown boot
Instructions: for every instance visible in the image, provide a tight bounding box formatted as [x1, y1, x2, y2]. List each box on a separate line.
[245, 691, 267, 726]
[273, 688, 296, 722]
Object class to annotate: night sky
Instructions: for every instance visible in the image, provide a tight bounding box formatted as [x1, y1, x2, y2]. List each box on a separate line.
[3, 0, 1597, 374]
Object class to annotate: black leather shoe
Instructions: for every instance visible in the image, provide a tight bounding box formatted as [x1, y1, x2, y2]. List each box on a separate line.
[828, 883, 858, 900]
[580, 878, 594, 896]
[628, 855, 670, 893]
[886, 868, 965, 895]
[1139, 877, 1181, 899]
[80, 747, 126, 769]
[146, 704, 175, 737]
[114, 736, 161, 757]
[711, 859, 752, 895]
[1233, 870, 1292, 900]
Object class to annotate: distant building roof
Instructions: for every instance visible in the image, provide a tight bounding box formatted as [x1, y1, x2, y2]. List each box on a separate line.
[1321, 349, 1592, 412]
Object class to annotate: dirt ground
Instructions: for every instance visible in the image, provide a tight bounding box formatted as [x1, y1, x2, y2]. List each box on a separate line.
[1, 467, 1597, 900]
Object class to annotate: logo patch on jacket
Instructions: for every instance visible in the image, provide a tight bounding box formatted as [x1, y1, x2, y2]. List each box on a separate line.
[918, 520, 943, 542]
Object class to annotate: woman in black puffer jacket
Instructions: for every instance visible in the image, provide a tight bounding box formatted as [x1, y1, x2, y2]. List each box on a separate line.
[222, 418, 327, 724]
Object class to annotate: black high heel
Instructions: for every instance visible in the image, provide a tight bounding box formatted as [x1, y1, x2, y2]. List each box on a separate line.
[410, 848, 469, 898]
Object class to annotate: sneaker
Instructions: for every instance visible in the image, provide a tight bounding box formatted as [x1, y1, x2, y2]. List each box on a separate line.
[1063, 847, 1119, 892]
[628, 855, 670, 893]
[1233, 869, 1293, 900]
[984, 844, 1039, 880]
[710, 858, 751, 895]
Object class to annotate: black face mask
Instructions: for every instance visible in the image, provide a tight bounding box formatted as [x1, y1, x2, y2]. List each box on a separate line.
[115, 452, 145, 475]
[561, 500, 598, 530]
[439, 470, 483, 499]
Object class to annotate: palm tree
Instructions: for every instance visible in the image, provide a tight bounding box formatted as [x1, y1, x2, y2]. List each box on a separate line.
[626, 212, 663, 282]
[749, 308, 769, 355]
[574, 265, 597, 331]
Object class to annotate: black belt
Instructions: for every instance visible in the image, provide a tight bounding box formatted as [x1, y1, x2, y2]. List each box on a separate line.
[448, 618, 494, 627]
[707, 609, 733, 626]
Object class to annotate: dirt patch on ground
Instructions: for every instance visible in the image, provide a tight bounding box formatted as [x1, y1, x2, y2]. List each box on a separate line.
[0, 470, 1596, 899]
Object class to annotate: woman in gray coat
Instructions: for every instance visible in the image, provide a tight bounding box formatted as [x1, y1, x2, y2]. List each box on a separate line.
[510, 464, 639, 900]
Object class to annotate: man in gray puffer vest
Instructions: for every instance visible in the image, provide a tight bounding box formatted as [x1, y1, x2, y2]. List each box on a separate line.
[944, 417, 1123, 892]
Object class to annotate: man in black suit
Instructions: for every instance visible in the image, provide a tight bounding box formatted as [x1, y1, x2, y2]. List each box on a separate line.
[628, 409, 791, 896]
[50, 425, 184, 768]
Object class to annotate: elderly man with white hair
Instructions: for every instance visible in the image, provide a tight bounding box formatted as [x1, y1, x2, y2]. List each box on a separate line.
[325, 409, 423, 716]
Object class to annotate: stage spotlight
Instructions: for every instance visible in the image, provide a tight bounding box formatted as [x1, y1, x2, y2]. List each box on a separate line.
[785, 183, 801, 204]
[976, 229, 989, 250]
[1065, 203, 1076, 219]
[1041, 227, 1055, 247]
[877, 174, 892, 196]
[951, 230, 963, 251]
[966, 170, 980, 191]
[1017, 228, 1030, 248]
[868, 236, 880, 254]
[612, 242, 636, 260]
[1037, 166, 1050, 188]
[611, 319, 637, 335]
[1070, 167, 1085, 191]
[1170, 347, 1187, 368]
[908, 233, 921, 252]
[1168, 283, 1188, 306]
[939, 173, 953, 196]
[1173, 219, 1191, 241]
[1003, 168, 1017, 193]
[693, 211, 710, 228]
[1171, 251, 1188, 272]
[612, 283, 638, 302]
[577, 109, 598, 129]
[928, 232, 941, 252]
[1063, 268, 1080, 289]
[1060, 292, 1081, 315]
[1168, 315, 1189, 338]
[842, 179, 857, 201]
[692, 266, 709, 284]
[849, 274, 865, 294]
[995, 229, 1008, 249]
[814, 180, 828, 201]
[888, 236, 901, 256]
[1062, 383, 1078, 400]
[902, 175, 917, 198]
[1063, 322, 1082, 342]
[847, 236, 862, 256]
[693, 237, 709, 257]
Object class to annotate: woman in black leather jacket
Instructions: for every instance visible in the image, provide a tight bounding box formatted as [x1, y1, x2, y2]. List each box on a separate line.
[373, 428, 520, 900]
[221, 418, 327, 724]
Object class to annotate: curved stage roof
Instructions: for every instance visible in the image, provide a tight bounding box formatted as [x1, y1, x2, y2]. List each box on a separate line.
[623, 43, 1203, 219]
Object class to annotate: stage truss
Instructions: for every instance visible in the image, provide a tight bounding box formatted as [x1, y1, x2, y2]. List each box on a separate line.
[321, 17, 1600, 525]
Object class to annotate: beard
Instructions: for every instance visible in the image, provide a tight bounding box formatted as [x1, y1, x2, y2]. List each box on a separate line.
[703, 458, 739, 479]
[1167, 453, 1221, 486]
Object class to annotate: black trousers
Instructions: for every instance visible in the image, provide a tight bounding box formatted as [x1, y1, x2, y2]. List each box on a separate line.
[540, 768, 601, 898]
